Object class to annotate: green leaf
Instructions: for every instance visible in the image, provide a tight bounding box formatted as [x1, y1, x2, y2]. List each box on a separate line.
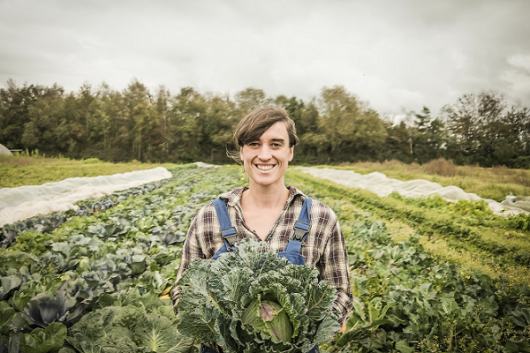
[19, 322, 67, 353]
[365, 319, 393, 330]
[314, 314, 341, 344]
[439, 297, 458, 316]
[177, 308, 220, 345]
[134, 313, 184, 352]
[9, 312, 31, 331]
[506, 338, 530, 353]
[395, 340, 415, 353]
[335, 327, 370, 346]
[351, 297, 366, 322]
[368, 297, 382, 323]
[0, 301, 16, 335]
[478, 296, 498, 316]
[0, 276, 22, 301]
[165, 334, 196, 353]
[57, 345, 76, 353]
[130, 255, 147, 275]
[51, 243, 71, 258]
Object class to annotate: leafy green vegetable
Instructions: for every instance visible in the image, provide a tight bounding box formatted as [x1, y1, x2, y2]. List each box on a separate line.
[0, 301, 16, 335]
[241, 298, 293, 343]
[0, 275, 22, 301]
[19, 322, 67, 353]
[22, 292, 75, 328]
[176, 238, 340, 353]
[67, 305, 193, 353]
[134, 313, 183, 352]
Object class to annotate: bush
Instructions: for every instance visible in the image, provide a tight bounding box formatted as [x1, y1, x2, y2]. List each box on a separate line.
[83, 158, 102, 164]
[423, 158, 458, 177]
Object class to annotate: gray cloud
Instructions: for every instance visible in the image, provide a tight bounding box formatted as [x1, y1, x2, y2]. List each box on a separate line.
[1, 0, 529, 116]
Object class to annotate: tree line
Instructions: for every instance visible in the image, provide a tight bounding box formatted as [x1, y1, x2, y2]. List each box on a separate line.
[1, 79, 529, 168]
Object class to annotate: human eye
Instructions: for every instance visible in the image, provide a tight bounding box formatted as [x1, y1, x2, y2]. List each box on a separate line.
[248, 142, 260, 147]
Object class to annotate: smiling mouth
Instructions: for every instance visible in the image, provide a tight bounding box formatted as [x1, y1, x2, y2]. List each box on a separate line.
[256, 164, 275, 171]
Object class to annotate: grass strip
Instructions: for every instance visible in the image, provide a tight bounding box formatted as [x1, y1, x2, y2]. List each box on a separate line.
[0, 155, 180, 188]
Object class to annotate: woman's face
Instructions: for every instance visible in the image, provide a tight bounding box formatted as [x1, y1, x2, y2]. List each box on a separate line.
[240, 121, 294, 189]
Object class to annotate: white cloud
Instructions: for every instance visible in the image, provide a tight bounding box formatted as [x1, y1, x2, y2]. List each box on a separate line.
[507, 54, 530, 72]
[501, 53, 530, 101]
[1, 0, 530, 116]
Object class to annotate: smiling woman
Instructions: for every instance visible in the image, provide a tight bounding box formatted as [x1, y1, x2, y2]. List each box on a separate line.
[171, 106, 353, 353]
[239, 119, 293, 188]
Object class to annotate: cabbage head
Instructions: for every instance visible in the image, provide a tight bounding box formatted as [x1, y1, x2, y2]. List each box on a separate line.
[176, 239, 340, 353]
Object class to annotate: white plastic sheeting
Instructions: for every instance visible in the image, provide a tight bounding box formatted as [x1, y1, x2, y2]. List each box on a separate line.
[296, 167, 529, 217]
[195, 162, 217, 168]
[0, 167, 172, 227]
[0, 144, 11, 156]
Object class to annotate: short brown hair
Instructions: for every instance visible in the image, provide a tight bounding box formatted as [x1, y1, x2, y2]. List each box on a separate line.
[228, 106, 299, 163]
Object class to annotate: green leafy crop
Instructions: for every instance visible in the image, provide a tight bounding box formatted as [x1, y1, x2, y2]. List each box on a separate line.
[176, 239, 340, 353]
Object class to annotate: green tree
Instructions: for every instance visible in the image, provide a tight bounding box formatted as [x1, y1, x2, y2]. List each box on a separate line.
[21, 86, 67, 153]
[383, 119, 414, 162]
[0, 80, 63, 150]
[312, 86, 387, 162]
[235, 88, 268, 117]
[412, 107, 448, 163]
[123, 80, 159, 161]
[442, 93, 482, 165]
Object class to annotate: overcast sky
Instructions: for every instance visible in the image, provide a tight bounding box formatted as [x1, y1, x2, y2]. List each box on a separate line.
[1, 0, 529, 118]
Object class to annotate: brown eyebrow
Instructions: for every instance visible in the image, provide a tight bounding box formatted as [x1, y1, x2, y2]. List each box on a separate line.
[247, 138, 285, 144]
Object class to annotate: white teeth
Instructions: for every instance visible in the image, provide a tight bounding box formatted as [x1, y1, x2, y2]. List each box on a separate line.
[257, 165, 273, 171]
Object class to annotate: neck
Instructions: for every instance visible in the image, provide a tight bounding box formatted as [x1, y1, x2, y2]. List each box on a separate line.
[244, 179, 289, 209]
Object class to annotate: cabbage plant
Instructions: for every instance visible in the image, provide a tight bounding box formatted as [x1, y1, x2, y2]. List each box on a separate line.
[176, 239, 340, 353]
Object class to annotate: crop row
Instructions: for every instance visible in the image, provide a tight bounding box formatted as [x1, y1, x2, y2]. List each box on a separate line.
[286, 172, 530, 352]
[0, 164, 200, 248]
[0, 166, 244, 352]
[288, 170, 530, 268]
[389, 192, 530, 235]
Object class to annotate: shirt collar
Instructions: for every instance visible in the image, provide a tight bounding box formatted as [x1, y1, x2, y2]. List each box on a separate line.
[219, 186, 305, 207]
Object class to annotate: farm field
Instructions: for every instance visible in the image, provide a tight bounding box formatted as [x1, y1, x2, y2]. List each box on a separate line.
[0, 160, 529, 352]
[0, 154, 177, 189]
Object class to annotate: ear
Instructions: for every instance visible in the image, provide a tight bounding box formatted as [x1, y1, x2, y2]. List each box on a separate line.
[239, 146, 244, 164]
[288, 146, 294, 162]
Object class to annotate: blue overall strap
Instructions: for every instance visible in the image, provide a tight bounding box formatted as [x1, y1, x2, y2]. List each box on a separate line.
[212, 198, 238, 251]
[292, 197, 312, 242]
[282, 197, 312, 256]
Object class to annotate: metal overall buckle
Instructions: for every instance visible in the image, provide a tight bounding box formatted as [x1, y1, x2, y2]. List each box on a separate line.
[292, 221, 311, 242]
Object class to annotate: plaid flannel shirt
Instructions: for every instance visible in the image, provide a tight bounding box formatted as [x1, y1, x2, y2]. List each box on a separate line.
[171, 186, 353, 324]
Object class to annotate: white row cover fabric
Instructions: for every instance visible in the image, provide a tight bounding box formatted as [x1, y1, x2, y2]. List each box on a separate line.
[296, 167, 528, 217]
[195, 161, 217, 168]
[0, 167, 172, 227]
[0, 143, 12, 156]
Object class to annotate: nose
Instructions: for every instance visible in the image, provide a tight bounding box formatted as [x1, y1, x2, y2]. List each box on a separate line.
[258, 144, 272, 160]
